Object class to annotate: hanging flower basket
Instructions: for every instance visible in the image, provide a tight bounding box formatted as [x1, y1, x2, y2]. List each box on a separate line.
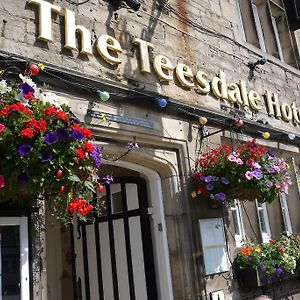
[235, 233, 300, 289]
[191, 139, 292, 204]
[0, 73, 105, 223]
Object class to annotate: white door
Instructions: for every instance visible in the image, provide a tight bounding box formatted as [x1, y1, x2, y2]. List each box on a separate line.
[72, 178, 158, 300]
[0, 217, 29, 300]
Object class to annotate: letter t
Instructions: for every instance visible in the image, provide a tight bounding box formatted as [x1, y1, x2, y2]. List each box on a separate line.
[27, 0, 61, 42]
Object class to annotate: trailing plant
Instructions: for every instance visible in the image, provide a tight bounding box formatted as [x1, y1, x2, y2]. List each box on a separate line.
[191, 139, 291, 203]
[0, 73, 110, 223]
[235, 233, 300, 276]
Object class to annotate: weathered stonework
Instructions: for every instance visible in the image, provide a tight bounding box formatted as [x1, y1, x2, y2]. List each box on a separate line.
[1, 1, 300, 299]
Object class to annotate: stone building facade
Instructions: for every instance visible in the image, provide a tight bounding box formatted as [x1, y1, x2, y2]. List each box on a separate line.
[1, 0, 300, 299]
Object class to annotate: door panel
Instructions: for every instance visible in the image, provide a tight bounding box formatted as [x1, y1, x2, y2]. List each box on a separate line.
[71, 177, 158, 300]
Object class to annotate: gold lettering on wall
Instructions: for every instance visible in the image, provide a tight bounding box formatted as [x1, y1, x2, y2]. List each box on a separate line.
[64, 9, 93, 55]
[248, 90, 262, 111]
[153, 55, 173, 81]
[96, 35, 122, 65]
[228, 83, 242, 104]
[265, 91, 282, 119]
[211, 71, 228, 100]
[175, 63, 195, 88]
[26, 1, 300, 126]
[132, 38, 154, 74]
[27, 0, 61, 42]
[65, 9, 93, 55]
[195, 71, 210, 94]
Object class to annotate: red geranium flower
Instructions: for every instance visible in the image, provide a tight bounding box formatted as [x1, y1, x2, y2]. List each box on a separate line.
[76, 148, 86, 160]
[20, 128, 35, 138]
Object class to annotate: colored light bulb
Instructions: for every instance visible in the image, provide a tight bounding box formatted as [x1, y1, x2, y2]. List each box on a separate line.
[99, 91, 110, 101]
[199, 116, 207, 125]
[262, 131, 270, 139]
[157, 98, 168, 108]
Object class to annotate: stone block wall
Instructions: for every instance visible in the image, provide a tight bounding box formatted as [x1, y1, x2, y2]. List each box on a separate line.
[1, 1, 300, 299]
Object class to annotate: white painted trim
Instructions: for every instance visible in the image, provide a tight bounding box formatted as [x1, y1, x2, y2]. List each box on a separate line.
[271, 15, 284, 62]
[279, 194, 293, 234]
[256, 202, 271, 242]
[104, 160, 174, 300]
[0, 217, 29, 300]
[252, 3, 267, 52]
[235, 0, 247, 42]
[230, 201, 246, 248]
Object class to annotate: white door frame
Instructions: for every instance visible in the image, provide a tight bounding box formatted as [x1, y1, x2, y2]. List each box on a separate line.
[0, 217, 30, 300]
[104, 160, 174, 300]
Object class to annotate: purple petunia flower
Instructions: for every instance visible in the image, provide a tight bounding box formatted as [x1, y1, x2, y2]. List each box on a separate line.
[127, 142, 139, 150]
[57, 127, 69, 141]
[203, 175, 212, 183]
[18, 144, 32, 156]
[266, 182, 273, 188]
[212, 176, 219, 182]
[40, 149, 53, 163]
[218, 192, 226, 201]
[72, 130, 84, 141]
[277, 267, 284, 275]
[44, 132, 59, 145]
[90, 146, 103, 168]
[267, 168, 275, 174]
[103, 175, 114, 185]
[19, 82, 34, 98]
[221, 177, 230, 185]
[206, 183, 214, 191]
[18, 172, 30, 185]
[247, 256, 253, 261]
[215, 192, 226, 201]
[253, 169, 263, 180]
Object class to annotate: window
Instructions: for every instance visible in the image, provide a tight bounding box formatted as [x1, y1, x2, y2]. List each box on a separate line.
[279, 193, 293, 234]
[236, 0, 298, 67]
[230, 201, 245, 248]
[256, 201, 271, 242]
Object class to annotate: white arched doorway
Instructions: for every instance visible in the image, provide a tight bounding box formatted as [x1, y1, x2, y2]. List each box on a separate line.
[71, 160, 174, 300]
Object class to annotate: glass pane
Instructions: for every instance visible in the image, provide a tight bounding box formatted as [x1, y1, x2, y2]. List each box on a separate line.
[258, 210, 267, 233]
[111, 184, 123, 214]
[0, 226, 20, 300]
[232, 210, 241, 236]
[126, 184, 139, 211]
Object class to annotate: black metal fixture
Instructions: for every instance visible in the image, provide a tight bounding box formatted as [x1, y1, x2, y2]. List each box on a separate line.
[247, 57, 267, 80]
[109, 0, 140, 11]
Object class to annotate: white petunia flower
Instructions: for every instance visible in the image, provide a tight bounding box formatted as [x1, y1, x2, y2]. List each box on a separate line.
[39, 92, 69, 107]
[0, 80, 12, 94]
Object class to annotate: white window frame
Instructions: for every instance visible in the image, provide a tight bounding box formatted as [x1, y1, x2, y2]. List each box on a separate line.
[270, 15, 285, 61]
[251, 3, 267, 52]
[256, 202, 271, 242]
[230, 201, 246, 248]
[235, 0, 247, 41]
[279, 193, 293, 234]
[0, 217, 29, 300]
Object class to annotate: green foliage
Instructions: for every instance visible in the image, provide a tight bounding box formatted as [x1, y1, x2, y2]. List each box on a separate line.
[235, 233, 300, 275]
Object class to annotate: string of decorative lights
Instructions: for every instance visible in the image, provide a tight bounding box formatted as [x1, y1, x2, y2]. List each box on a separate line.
[0, 51, 298, 147]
